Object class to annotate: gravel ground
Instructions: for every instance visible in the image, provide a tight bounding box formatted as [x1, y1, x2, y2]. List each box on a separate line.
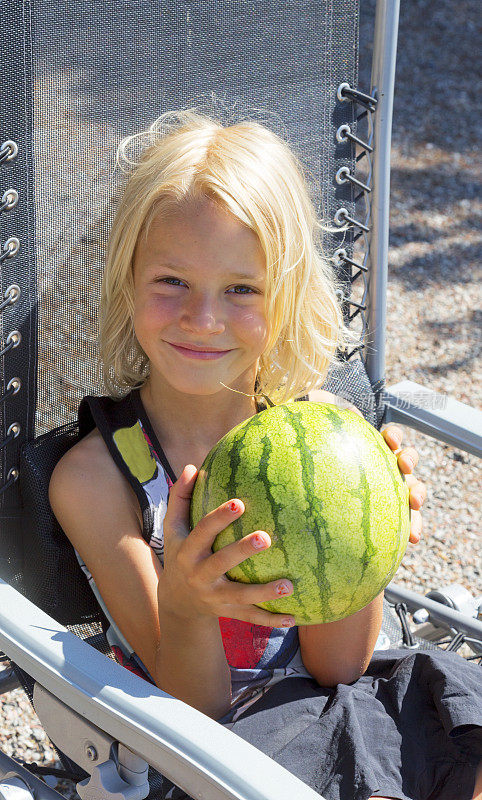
[1, 0, 480, 796]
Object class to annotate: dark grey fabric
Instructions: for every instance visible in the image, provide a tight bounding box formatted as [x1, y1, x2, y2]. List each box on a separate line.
[157, 650, 479, 800]
[1, 1, 37, 523]
[217, 649, 482, 800]
[1, 0, 359, 450]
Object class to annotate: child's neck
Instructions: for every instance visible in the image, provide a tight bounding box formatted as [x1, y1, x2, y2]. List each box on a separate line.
[139, 377, 258, 453]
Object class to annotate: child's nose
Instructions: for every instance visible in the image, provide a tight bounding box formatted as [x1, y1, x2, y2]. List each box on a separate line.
[179, 293, 225, 334]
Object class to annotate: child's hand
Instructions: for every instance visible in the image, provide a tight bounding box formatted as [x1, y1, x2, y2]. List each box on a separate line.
[158, 465, 296, 627]
[381, 424, 427, 545]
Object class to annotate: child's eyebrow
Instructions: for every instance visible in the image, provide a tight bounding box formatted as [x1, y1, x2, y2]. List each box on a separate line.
[158, 262, 263, 282]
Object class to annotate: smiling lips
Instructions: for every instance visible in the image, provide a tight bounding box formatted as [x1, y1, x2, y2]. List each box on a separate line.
[167, 342, 232, 360]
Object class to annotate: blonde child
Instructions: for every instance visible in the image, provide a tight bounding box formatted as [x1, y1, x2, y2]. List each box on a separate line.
[49, 109, 481, 800]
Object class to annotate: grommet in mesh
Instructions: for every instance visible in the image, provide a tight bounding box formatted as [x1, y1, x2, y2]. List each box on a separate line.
[0, 284, 21, 313]
[333, 247, 347, 266]
[0, 467, 19, 496]
[334, 248, 368, 277]
[336, 83, 378, 111]
[337, 82, 352, 102]
[335, 166, 371, 194]
[1, 423, 21, 450]
[0, 378, 21, 405]
[7, 422, 21, 438]
[0, 140, 18, 163]
[336, 124, 374, 153]
[8, 377, 21, 394]
[336, 123, 351, 142]
[334, 207, 369, 233]
[0, 189, 19, 212]
[0, 237, 20, 264]
[0, 330, 21, 358]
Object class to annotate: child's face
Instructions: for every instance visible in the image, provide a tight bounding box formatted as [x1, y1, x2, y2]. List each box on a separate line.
[132, 195, 269, 398]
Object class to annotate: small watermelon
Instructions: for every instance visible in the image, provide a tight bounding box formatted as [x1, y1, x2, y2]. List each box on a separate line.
[190, 402, 410, 625]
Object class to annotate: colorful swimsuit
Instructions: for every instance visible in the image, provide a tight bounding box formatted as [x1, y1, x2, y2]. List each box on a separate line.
[77, 387, 314, 720]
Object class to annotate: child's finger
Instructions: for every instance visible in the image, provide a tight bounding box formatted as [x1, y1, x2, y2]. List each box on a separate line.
[182, 496, 246, 563]
[406, 476, 427, 509]
[409, 509, 423, 544]
[397, 447, 419, 474]
[164, 464, 198, 537]
[381, 425, 403, 451]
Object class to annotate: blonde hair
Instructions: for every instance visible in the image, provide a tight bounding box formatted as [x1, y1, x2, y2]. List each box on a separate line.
[98, 107, 358, 404]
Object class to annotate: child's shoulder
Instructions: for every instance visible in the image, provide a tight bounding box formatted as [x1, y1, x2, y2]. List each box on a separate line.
[48, 427, 143, 530]
[306, 389, 360, 416]
[53, 426, 110, 477]
[305, 389, 338, 404]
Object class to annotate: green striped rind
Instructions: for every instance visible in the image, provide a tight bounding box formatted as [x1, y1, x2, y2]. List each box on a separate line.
[190, 402, 410, 625]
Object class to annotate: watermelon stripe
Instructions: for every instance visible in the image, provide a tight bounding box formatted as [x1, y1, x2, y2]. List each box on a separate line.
[341, 457, 378, 616]
[341, 423, 409, 613]
[225, 424, 260, 583]
[229, 416, 293, 588]
[198, 445, 219, 521]
[280, 406, 334, 622]
[319, 406, 380, 616]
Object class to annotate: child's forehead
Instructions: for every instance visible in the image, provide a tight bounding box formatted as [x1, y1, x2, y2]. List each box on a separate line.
[144, 195, 239, 233]
[135, 197, 266, 273]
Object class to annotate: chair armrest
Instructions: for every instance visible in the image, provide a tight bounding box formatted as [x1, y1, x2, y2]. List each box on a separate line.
[385, 582, 482, 640]
[382, 380, 482, 458]
[0, 579, 321, 800]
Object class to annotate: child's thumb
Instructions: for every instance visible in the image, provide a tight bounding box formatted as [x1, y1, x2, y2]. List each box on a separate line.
[166, 465, 198, 521]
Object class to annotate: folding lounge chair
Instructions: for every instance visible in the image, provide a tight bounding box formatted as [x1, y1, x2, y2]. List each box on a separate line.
[1, 1, 481, 798]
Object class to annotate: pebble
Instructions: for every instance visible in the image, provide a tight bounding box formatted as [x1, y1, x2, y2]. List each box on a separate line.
[1, 1, 480, 797]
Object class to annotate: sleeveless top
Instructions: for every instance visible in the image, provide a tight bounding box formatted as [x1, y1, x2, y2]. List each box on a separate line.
[76, 387, 314, 721]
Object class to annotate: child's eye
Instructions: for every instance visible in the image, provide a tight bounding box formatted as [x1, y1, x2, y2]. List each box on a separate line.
[159, 277, 185, 287]
[158, 278, 256, 295]
[228, 285, 257, 295]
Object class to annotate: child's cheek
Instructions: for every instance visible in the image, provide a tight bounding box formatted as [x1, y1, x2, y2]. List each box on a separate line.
[142, 293, 178, 321]
[235, 308, 269, 348]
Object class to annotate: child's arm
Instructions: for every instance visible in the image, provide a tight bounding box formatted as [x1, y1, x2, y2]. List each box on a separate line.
[154, 605, 231, 720]
[298, 591, 384, 687]
[49, 436, 232, 720]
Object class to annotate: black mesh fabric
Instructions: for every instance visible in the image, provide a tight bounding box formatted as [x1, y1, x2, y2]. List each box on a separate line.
[1, 0, 378, 589]
[323, 358, 382, 429]
[18, 423, 105, 623]
[1, 0, 362, 526]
